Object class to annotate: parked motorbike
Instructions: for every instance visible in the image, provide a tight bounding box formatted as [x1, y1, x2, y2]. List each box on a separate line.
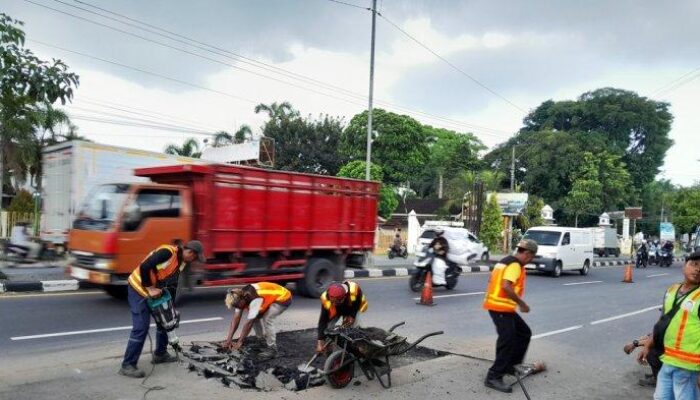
[388, 245, 408, 259]
[635, 246, 648, 269]
[409, 245, 463, 292]
[659, 249, 673, 268]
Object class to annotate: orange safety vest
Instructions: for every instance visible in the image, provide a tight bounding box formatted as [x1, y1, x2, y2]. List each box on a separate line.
[483, 256, 526, 313]
[128, 245, 183, 298]
[320, 281, 368, 320]
[251, 282, 292, 315]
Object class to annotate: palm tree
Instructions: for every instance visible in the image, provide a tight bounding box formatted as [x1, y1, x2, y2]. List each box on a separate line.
[254, 102, 297, 121]
[164, 137, 202, 158]
[212, 131, 233, 147]
[233, 125, 252, 144]
[212, 125, 253, 147]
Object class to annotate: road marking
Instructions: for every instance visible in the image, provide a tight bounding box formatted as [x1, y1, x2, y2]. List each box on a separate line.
[0, 290, 103, 299]
[10, 317, 223, 341]
[412, 291, 485, 300]
[563, 281, 603, 286]
[646, 273, 669, 278]
[532, 325, 583, 340]
[590, 305, 661, 326]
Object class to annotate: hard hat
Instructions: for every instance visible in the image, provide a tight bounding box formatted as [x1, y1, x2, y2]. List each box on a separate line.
[327, 283, 347, 302]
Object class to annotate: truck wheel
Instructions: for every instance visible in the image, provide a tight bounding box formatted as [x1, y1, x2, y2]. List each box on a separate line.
[580, 260, 590, 276]
[103, 285, 127, 300]
[551, 262, 562, 278]
[303, 258, 342, 298]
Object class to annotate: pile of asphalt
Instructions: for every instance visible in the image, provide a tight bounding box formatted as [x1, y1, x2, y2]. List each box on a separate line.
[182, 327, 445, 391]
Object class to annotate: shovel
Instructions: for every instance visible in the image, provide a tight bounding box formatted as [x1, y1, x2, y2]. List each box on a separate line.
[298, 339, 332, 373]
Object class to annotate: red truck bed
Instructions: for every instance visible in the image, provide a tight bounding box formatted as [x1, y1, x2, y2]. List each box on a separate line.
[135, 164, 379, 259]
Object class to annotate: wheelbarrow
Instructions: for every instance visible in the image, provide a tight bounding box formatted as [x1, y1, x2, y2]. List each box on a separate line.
[323, 322, 443, 389]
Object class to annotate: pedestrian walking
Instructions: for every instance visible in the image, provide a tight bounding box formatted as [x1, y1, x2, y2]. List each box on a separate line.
[482, 239, 538, 393]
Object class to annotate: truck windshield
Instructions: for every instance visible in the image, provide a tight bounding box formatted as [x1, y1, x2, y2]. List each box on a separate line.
[73, 184, 130, 231]
[524, 230, 562, 246]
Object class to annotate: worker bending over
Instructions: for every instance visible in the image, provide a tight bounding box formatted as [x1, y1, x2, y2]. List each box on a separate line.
[224, 282, 292, 359]
[316, 281, 368, 353]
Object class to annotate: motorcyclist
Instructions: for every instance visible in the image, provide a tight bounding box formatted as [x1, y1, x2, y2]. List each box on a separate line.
[428, 227, 450, 285]
[391, 232, 404, 253]
[637, 241, 648, 266]
[9, 222, 41, 260]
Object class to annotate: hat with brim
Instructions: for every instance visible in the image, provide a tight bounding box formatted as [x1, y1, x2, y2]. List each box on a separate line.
[184, 240, 206, 262]
[516, 239, 539, 254]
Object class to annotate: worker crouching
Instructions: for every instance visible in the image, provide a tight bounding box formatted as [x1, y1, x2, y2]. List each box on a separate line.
[223, 282, 292, 360]
[316, 281, 368, 354]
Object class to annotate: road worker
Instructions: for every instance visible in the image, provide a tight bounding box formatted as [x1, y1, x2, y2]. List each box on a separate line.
[482, 239, 540, 393]
[223, 282, 292, 360]
[638, 251, 700, 399]
[120, 240, 204, 378]
[316, 281, 368, 353]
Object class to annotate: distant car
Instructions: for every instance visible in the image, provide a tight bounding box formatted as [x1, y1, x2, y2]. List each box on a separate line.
[418, 226, 489, 262]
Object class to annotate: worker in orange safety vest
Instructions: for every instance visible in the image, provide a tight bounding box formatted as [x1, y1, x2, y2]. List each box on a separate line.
[316, 281, 368, 353]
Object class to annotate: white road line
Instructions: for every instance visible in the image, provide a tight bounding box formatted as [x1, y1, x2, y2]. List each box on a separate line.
[563, 281, 603, 286]
[590, 305, 661, 326]
[646, 273, 669, 278]
[10, 317, 223, 341]
[532, 325, 583, 340]
[412, 291, 485, 300]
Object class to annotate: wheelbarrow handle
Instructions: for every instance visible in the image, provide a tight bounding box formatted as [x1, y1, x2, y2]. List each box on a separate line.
[388, 322, 406, 332]
[396, 331, 444, 355]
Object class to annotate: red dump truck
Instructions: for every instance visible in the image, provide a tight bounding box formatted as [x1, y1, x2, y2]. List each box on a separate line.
[66, 164, 379, 298]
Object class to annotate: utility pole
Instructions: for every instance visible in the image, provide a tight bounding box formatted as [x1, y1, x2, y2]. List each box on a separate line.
[510, 147, 515, 191]
[365, 0, 377, 181]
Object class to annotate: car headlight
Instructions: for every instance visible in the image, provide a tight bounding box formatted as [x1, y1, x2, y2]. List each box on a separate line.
[94, 259, 114, 270]
[545, 252, 557, 259]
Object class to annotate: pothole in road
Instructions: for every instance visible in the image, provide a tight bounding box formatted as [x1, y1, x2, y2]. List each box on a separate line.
[182, 327, 446, 391]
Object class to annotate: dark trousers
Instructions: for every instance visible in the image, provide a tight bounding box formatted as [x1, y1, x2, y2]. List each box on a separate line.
[487, 310, 532, 379]
[122, 286, 168, 368]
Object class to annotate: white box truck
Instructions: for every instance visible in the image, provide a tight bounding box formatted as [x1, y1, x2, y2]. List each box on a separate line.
[590, 226, 620, 257]
[41, 141, 202, 249]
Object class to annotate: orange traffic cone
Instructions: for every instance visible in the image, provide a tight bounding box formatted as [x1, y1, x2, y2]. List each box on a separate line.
[418, 271, 435, 306]
[622, 264, 634, 283]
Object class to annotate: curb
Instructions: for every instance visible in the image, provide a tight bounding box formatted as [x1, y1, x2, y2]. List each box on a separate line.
[0, 257, 687, 294]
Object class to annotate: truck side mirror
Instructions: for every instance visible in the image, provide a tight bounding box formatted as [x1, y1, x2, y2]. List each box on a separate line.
[122, 204, 142, 231]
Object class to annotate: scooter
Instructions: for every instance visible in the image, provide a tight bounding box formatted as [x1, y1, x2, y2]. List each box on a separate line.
[0, 239, 57, 264]
[648, 246, 658, 266]
[635, 246, 648, 268]
[409, 245, 463, 292]
[659, 249, 673, 268]
[388, 245, 408, 259]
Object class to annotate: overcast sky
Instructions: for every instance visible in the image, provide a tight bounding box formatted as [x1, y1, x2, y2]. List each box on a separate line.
[4, 0, 699, 186]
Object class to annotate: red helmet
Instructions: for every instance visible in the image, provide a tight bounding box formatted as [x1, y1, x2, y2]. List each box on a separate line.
[327, 283, 347, 302]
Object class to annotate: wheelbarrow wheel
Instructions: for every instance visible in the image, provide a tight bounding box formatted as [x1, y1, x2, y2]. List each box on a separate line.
[324, 350, 355, 389]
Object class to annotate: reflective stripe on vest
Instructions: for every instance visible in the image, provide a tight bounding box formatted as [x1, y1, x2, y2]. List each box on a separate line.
[482, 261, 525, 313]
[661, 284, 700, 371]
[321, 281, 368, 319]
[252, 282, 292, 315]
[128, 245, 180, 298]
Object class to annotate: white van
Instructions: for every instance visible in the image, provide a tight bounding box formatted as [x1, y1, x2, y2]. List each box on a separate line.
[522, 226, 594, 277]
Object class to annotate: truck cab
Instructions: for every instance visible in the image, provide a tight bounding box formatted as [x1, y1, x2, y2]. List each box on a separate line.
[67, 183, 191, 297]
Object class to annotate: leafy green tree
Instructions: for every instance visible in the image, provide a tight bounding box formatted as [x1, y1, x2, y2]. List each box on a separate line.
[7, 188, 34, 213]
[518, 195, 545, 231]
[256, 102, 347, 175]
[341, 109, 428, 186]
[164, 138, 202, 158]
[638, 179, 676, 236]
[670, 185, 700, 235]
[562, 153, 603, 227]
[337, 160, 398, 219]
[0, 13, 79, 208]
[481, 194, 503, 252]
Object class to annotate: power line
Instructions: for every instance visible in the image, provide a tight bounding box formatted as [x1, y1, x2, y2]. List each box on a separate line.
[377, 11, 527, 114]
[650, 67, 700, 98]
[25, 0, 514, 139]
[323, 0, 371, 10]
[67, 106, 217, 134]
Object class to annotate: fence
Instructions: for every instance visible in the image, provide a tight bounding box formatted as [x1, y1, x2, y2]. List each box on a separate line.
[0, 211, 38, 239]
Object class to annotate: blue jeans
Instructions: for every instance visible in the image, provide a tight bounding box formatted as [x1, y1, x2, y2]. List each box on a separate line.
[122, 286, 168, 368]
[654, 364, 699, 400]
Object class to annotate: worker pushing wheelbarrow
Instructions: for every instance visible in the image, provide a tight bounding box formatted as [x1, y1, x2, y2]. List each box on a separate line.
[322, 322, 443, 389]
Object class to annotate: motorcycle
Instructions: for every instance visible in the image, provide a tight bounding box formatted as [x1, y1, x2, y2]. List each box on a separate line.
[0, 239, 57, 264]
[635, 246, 648, 268]
[648, 246, 658, 266]
[388, 245, 408, 259]
[659, 249, 673, 268]
[409, 245, 465, 292]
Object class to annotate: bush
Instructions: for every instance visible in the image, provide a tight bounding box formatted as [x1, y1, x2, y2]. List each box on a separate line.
[480, 194, 503, 252]
[7, 190, 35, 213]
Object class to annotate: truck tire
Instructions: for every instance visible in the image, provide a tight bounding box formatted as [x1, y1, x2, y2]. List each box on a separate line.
[103, 285, 127, 300]
[302, 258, 343, 298]
[580, 260, 590, 276]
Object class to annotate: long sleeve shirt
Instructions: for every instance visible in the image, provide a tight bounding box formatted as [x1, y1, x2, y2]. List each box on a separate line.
[317, 286, 364, 339]
[139, 248, 181, 287]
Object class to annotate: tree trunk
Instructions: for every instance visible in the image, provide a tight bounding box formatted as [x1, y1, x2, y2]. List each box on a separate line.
[0, 141, 4, 210]
[575, 213, 579, 228]
[438, 172, 443, 199]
